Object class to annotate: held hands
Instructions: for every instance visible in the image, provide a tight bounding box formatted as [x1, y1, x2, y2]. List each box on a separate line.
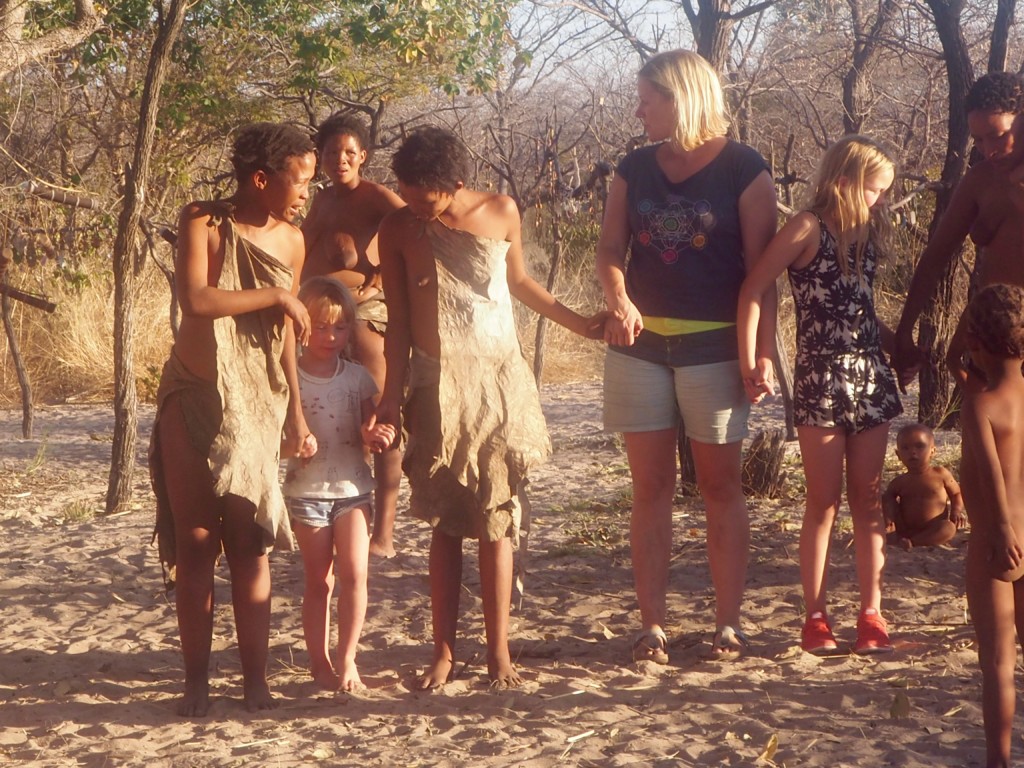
[373, 398, 402, 449]
[892, 331, 922, 394]
[282, 415, 318, 460]
[741, 357, 775, 404]
[582, 310, 613, 340]
[280, 289, 312, 346]
[603, 301, 643, 347]
[361, 412, 397, 453]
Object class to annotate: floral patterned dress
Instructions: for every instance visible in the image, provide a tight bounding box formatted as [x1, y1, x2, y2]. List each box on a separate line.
[788, 217, 902, 433]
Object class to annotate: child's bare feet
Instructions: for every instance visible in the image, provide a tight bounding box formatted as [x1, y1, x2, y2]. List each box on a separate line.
[311, 664, 341, 692]
[416, 656, 453, 690]
[242, 679, 277, 711]
[487, 653, 523, 689]
[369, 537, 396, 558]
[176, 679, 210, 717]
[338, 660, 364, 692]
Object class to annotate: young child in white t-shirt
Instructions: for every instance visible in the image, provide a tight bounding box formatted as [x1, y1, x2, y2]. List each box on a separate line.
[283, 276, 395, 691]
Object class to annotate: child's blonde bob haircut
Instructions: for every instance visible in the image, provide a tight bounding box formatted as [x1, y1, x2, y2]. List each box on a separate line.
[297, 276, 358, 356]
[638, 49, 731, 151]
[804, 134, 896, 279]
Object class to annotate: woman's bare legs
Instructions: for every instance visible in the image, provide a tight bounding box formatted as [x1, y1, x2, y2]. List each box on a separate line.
[690, 440, 748, 631]
[624, 428, 678, 638]
[161, 394, 274, 714]
[221, 498, 274, 711]
[160, 396, 220, 717]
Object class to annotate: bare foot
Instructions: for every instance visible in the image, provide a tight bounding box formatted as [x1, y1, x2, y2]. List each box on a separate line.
[311, 665, 341, 692]
[487, 657, 523, 689]
[338, 660, 364, 692]
[369, 537, 396, 559]
[176, 680, 210, 717]
[243, 680, 277, 712]
[416, 657, 453, 690]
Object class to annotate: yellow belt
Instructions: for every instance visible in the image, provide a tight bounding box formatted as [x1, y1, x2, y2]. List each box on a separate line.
[642, 316, 735, 336]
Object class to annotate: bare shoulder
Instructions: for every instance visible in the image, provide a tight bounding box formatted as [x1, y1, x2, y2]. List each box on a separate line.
[361, 179, 404, 212]
[785, 210, 821, 238]
[378, 205, 417, 243]
[178, 200, 220, 227]
[961, 159, 1007, 196]
[268, 218, 305, 269]
[477, 191, 520, 239]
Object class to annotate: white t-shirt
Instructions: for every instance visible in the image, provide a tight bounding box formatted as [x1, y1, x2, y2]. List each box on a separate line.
[282, 359, 378, 499]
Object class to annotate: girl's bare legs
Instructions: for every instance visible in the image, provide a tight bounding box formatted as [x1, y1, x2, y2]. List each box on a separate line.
[221, 499, 275, 710]
[967, 549, 1021, 768]
[352, 321, 400, 558]
[797, 426, 846, 617]
[624, 428, 678, 638]
[161, 395, 220, 717]
[690, 439, 748, 631]
[845, 423, 890, 612]
[293, 522, 340, 690]
[418, 528, 463, 689]
[334, 505, 372, 691]
[479, 534, 521, 687]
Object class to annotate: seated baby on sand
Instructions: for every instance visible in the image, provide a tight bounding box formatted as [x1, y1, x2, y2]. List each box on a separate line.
[883, 423, 966, 550]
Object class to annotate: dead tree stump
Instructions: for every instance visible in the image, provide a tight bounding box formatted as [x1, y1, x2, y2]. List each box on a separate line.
[741, 428, 787, 498]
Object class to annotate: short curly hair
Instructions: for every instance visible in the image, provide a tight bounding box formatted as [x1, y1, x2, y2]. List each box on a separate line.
[967, 283, 1024, 358]
[390, 127, 469, 193]
[965, 72, 1024, 115]
[896, 422, 934, 445]
[314, 112, 370, 154]
[231, 122, 315, 182]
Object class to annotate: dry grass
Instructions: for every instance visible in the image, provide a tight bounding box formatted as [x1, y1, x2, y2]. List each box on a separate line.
[0, 260, 173, 406]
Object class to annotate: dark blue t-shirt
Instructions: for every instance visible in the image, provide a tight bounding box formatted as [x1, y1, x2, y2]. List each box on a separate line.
[614, 140, 769, 365]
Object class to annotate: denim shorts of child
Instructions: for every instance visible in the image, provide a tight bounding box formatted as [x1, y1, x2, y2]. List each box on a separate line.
[603, 349, 749, 444]
[286, 494, 374, 529]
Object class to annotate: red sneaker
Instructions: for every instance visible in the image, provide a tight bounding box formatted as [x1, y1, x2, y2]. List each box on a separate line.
[854, 609, 893, 655]
[801, 612, 838, 655]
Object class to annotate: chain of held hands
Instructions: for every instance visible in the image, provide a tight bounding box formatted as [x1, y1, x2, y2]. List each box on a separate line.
[282, 295, 397, 461]
[599, 301, 776, 407]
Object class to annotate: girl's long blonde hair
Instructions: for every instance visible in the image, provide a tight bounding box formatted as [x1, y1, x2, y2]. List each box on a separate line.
[803, 135, 896, 278]
[638, 49, 731, 151]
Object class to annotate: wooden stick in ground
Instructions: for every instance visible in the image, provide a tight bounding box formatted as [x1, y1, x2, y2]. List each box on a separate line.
[1, 288, 34, 439]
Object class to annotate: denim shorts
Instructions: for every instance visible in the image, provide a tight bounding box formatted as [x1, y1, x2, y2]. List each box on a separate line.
[286, 494, 374, 529]
[603, 349, 749, 444]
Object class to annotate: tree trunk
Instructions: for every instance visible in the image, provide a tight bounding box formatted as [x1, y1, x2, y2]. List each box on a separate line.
[988, 0, 1016, 73]
[105, 0, 189, 515]
[533, 204, 563, 387]
[693, 0, 733, 73]
[917, 0, 972, 427]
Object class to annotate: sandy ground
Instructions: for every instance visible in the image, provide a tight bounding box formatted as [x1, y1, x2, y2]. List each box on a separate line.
[0, 383, 991, 767]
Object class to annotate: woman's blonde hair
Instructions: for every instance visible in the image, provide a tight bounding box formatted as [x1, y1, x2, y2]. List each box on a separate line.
[638, 49, 730, 151]
[297, 276, 357, 358]
[803, 134, 896, 278]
